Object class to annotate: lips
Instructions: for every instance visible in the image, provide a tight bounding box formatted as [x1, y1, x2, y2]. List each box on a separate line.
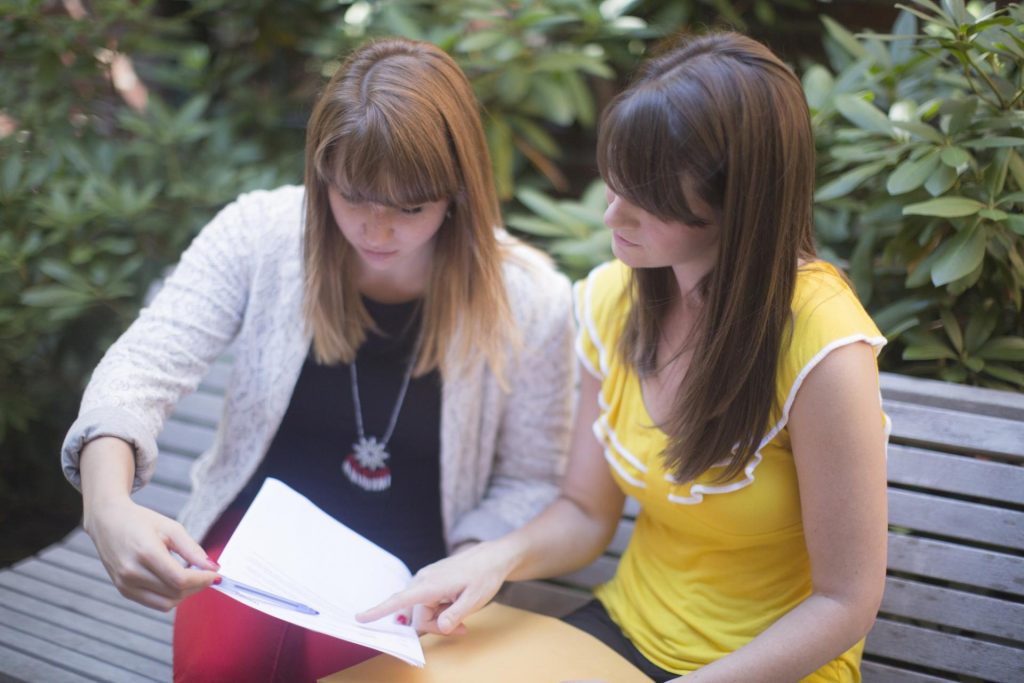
[359, 247, 399, 261]
[613, 232, 639, 247]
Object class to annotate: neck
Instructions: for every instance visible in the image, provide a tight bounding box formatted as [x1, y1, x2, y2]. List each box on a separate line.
[357, 264, 431, 304]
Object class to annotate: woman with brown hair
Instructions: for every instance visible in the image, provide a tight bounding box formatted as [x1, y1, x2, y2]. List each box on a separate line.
[60, 37, 575, 681]
[361, 32, 889, 681]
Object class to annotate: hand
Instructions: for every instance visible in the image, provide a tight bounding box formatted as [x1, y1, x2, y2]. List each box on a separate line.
[356, 540, 517, 635]
[84, 495, 219, 611]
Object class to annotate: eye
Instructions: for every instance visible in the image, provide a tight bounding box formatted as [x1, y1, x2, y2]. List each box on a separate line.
[400, 206, 424, 215]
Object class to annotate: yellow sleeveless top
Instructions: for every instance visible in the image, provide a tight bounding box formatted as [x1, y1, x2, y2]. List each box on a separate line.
[573, 260, 888, 681]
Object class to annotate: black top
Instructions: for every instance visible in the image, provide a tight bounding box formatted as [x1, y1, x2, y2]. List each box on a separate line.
[230, 298, 446, 572]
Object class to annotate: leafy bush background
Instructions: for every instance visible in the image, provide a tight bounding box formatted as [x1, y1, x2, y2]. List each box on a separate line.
[4, 0, 1017, 566]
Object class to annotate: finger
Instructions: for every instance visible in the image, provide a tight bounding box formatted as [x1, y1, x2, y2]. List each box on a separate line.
[436, 591, 486, 635]
[356, 586, 436, 623]
[140, 534, 218, 598]
[166, 523, 219, 572]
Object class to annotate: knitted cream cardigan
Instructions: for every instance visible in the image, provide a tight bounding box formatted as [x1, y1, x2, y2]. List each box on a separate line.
[62, 185, 576, 549]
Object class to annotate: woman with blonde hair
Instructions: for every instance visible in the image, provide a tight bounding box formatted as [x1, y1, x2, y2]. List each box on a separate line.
[361, 32, 889, 682]
[61, 37, 575, 681]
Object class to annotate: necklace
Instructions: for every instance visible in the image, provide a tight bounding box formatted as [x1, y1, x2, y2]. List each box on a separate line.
[342, 355, 415, 492]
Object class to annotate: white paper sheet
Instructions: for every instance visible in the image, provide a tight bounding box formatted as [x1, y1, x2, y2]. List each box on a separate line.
[213, 478, 424, 666]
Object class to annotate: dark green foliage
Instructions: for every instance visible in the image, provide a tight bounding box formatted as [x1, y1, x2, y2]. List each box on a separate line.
[808, 1, 1024, 388]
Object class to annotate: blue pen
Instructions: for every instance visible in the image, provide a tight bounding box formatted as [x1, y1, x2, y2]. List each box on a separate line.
[215, 575, 319, 616]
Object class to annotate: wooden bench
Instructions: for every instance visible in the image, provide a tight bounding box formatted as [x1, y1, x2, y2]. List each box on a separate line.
[1, 365, 1021, 682]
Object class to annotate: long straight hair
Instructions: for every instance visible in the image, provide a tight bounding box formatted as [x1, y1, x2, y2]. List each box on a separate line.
[598, 32, 817, 483]
[303, 38, 514, 378]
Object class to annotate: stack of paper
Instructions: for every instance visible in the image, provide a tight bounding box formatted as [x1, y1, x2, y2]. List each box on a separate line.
[213, 478, 424, 666]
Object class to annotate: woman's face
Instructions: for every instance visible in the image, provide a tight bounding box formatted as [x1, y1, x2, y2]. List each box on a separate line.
[328, 187, 449, 277]
[604, 183, 720, 278]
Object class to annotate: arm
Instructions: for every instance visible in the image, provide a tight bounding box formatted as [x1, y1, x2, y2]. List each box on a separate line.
[682, 341, 888, 682]
[358, 367, 625, 633]
[61, 194, 256, 494]
[447, 266, 577, 547]
[80, 437, 219, 611]
[63, 192, 265, 609]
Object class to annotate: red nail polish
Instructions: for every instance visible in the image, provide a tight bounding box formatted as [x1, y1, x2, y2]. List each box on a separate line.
[213, 576, 222, 585]
[396, 614, 409, 625]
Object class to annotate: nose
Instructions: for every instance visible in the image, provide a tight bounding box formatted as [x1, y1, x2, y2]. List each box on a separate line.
[603, 189, 631, 231]
[362, 208, 394, 247]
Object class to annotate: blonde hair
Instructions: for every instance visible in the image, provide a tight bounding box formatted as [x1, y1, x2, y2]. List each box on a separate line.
[599, 32, 817, 484]
[303, 37, 514, 379]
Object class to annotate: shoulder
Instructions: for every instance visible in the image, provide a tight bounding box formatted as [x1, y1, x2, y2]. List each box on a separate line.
[790, 261, 884, 350]
[498, 233, 572, 314]
[226, 184, 305, 241]
[573, 260, 630, 335]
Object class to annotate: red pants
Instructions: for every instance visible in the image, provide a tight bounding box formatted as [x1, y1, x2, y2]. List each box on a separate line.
[173, 508, 378, 682]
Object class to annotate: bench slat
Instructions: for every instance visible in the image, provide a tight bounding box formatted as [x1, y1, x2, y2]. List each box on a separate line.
[0, 642, 93, 683]
[132, 482, 192, 519]
[153, 449, 198, 491]
[864, 619, 1024, 682]
[887, 533, 1023, 596]
[156, 418, 217, 458]
[888, 488, 1024, 551]
[887, 445, 1024, 505]
[497, 581, 590, 618]
[172, 390, 224, 428]
[11, 557, 174, 624]
[885, 400, 1024, 462]
[0, 622, 158, 683]
[0, 586, 171, 664]
[881, 372, 1024, 421]
[38, 545, 110, 583]
[879, 576, 1024, 641]
[861, 660, 956, 683]
[0, 605, 171, 679]
[0, 572, 172, 641]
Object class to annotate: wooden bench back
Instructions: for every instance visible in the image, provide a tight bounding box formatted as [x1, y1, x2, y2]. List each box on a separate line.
[501, 374, 1024, 683]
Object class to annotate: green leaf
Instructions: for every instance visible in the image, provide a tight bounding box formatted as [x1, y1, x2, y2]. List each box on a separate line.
[822, 16, 867, 59]
[516, 188, 590, 236]
[940, 146, 970, 167]
[834, 94, 894, 136]
[976, 336, 1024, 361]
[20, 284, 94, 308]
[924, 163, 958, 196]
[982, 363, 1024, 387]
[963, 137, 1024, 149]
[963, 356, 985, 373]
[872, 297, 934, 335]
[887, 149, 940, 195]
[939, 308, 963, 353]
[1006, 215, 1024, 236]
[903, 196, 984, 217]
[978, 208, 1008, 221]
[903, 341, 958, 361]
[802, 65, 834, 111]
[457, 30, 506, 53]
[891, 120, 945, 144]
[931, 224, 987, 286]
[815, 161, 888, 202]
[964, 307, 998, 352]
[505, 214, 570, 238]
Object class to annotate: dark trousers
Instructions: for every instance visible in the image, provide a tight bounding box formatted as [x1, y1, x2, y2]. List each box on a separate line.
[562, 599, 681, 682]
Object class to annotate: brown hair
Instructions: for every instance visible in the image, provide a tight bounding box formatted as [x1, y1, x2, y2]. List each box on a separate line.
[303, 37, 514, 378]
[597, 32, 817, 483]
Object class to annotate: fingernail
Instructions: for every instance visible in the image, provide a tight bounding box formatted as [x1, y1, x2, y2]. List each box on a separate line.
[396, 614, 409, 625]
[213, 576, 222, 585]
[207, 557, 221, 570]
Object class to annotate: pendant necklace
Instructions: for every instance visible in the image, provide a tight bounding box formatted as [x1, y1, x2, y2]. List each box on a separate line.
[342, 355, 415, 492]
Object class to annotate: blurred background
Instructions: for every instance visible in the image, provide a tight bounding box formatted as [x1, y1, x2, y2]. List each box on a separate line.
[2, 0, 1021, 568]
